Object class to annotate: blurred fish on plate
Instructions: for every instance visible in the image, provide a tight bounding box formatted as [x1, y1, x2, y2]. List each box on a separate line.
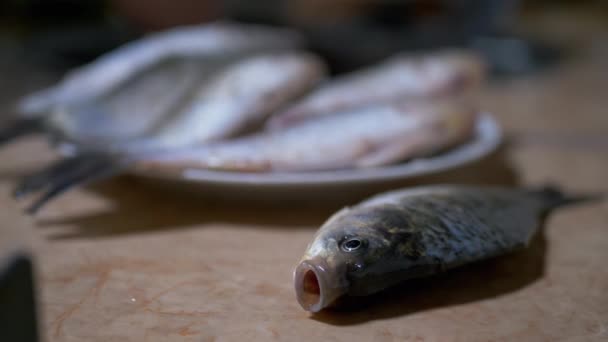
[2, 21, 501, 213]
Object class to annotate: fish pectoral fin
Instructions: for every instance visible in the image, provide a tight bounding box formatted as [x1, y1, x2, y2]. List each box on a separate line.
[355, 134, 437, 168]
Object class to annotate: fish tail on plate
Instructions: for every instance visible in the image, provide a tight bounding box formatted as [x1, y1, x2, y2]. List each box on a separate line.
[14, 153, 109, 198]
[14, 152, 126, 214]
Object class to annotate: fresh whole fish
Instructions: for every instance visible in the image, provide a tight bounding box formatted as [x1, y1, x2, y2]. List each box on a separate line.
[294, 185, 599, 312]
[266, 50, 485, 130]
[8, 37, 484, 213]
[135, 99, 477, 173]
[54, 52, 324, 149]
[1, 22, 303, 145]
[46, 57, 210, 145]
[18, 21, 302, 116]
[147, 52, 325, 149]
[14, 52, 325, 213]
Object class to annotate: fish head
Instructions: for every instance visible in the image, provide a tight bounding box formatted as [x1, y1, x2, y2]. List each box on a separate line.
[294, 205, 415, 312]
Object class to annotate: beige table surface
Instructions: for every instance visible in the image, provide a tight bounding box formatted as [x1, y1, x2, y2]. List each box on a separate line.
[1, 6, 608, 342]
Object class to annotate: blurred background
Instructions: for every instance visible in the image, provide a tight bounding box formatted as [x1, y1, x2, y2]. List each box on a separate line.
[2, 0, 601, 74]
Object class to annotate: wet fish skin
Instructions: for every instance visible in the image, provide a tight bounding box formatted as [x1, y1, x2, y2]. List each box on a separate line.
[6, 22, 302, 148]
[13, 52, 324, 213]
[18, 21, 302, 116]
[44, 52, 325, 150]
[47, 57, 212, 145]
[294, 185, 596, 312]
[266, 50, 485, 130]
[135, 99, 477, 173]
[149, 52, 326, 149]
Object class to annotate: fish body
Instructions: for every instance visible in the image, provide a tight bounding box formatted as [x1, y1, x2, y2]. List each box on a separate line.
[136, 100, 476, 172]
[19, 21, 302, 116]
[52, 52, 324, 150]
[13, 52, 324, 213]
[294, 185, 592, 312]
[6, 22, 305, 147]
[47, 57, 210, 145]
[266, 50, 485, 130]
[148, 52, 325, 149]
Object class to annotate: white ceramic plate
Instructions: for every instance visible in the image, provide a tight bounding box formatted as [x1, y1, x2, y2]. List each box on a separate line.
[129, 113, 502, 201]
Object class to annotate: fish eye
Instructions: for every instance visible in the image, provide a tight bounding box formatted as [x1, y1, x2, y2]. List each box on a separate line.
[341, 237, 364, 252]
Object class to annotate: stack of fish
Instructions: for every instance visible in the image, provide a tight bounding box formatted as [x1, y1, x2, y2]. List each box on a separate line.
[7, 21, 484, 212]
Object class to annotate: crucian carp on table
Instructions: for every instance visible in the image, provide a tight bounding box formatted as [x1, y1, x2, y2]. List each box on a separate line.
[1, 5, 607, 342]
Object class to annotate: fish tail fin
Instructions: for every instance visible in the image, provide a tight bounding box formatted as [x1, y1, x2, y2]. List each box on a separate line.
[14, 152, 127, 214]
[529, 185, 605, 211]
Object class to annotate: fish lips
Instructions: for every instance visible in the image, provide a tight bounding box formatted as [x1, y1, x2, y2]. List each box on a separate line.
[294, 257, 349, 312]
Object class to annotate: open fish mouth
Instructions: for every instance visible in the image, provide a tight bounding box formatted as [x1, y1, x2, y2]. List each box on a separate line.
[294, 257, 348, 312]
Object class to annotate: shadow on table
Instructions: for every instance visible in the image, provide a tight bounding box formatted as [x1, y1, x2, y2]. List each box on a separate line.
[0, 167, 37, 180]
[311, 230, 547, 325]
[37, 179, 340, 239]
[36, 145, 520, 239]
